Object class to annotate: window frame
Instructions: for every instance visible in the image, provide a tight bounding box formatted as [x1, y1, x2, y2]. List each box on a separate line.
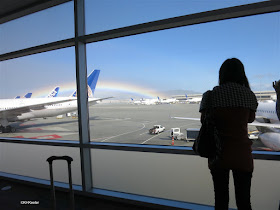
[0, 0, 280, 194]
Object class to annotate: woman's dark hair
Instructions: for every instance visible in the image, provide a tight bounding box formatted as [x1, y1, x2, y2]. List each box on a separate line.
[219, 58, 250, 89]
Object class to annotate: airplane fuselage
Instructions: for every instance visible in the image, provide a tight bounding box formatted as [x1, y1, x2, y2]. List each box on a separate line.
[0, 97, 98, 124]
[256, 102, 279, 123]
[255, 101, 280, 151]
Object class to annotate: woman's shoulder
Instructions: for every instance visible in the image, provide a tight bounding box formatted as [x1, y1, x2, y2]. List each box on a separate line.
[202, 90, 212, 97]
[199, 90, 212, 112]
[211, 83, 258, 111]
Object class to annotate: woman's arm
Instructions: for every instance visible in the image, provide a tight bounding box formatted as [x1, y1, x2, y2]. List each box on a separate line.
[273, 80, 280, 121]
[248, 110, 256, 123]
[200, 111, 206, 123]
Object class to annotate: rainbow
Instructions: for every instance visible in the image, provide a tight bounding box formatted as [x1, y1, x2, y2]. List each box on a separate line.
[32, 82, 76, 98]
[32, 81, 166, 99]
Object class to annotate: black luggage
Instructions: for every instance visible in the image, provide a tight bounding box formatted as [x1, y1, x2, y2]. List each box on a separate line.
[47, 156, 75, 210]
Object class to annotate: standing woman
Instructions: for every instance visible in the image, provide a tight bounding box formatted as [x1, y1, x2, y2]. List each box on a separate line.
[199, 58, 258, 209]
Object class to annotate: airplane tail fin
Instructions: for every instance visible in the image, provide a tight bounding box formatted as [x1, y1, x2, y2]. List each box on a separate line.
[185, 94, 188, 99]
[15, 96, 20, 99]
[70, 91, 77, 97]
[71, 70, 100, 98]
[87, 69, 100, 98]
[47, 87, 60, 98]
[24, 93, 32, 98]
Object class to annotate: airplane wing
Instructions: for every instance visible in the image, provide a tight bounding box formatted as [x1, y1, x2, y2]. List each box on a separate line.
[172, 117, 200, 121]
[172, 117, 280, 128]
[88, 97, 113, 104]
[0, 98, 76, 119]
[249, 121, 280, 128]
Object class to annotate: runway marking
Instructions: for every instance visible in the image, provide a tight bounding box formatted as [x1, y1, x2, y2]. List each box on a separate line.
[13, 136, 24, 138]
[139, 132, 148, 136]
[100, 123, 146, 142]
[171, 122, 201, 130]
[99, 117, 131, 121]
[13, 134, 62, 140]
[20, 128, 43, 132]
[141, 132, 164, 144]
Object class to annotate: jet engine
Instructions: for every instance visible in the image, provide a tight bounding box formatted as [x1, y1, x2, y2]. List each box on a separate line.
[259, 132, 280, 151]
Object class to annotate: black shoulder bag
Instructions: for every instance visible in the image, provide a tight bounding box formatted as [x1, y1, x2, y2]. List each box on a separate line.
[192, 92, 222, 160]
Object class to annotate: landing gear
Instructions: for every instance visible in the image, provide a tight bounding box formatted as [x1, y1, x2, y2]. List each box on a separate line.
[0, 125, 16, 133]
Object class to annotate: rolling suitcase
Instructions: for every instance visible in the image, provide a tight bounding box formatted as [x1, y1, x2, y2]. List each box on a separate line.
[47, 156, 75, 210]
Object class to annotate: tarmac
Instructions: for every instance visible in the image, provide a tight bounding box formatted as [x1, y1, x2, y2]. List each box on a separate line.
[1, 102, 266, 149]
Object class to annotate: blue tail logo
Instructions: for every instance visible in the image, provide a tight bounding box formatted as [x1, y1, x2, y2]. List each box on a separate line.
[70, 91, 77, 97]
[87, 69, 100, 97]
[24, 93, 32, 98]
[71, 69, 100, 98]
[47, 87, 60, 98]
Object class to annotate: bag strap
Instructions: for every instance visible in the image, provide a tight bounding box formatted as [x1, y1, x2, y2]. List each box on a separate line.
[205, 91, 213, 114]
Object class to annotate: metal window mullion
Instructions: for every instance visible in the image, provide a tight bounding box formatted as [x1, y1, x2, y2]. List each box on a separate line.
[1, 1, 280, 62]
[0, 0, 72, 24]
[81, 1, 280, 44]
[0, 38, 75, 62]
[74, 0, 92, 192]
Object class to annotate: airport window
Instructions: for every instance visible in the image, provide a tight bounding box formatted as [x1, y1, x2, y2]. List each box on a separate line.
[87, 11, 280, 153]
[1, 2, 280, 206]
[85, 0, 267, 34]
[0, 1, 74, 54]
[0, 143, 82, 186]
[0, 47, 79, 140]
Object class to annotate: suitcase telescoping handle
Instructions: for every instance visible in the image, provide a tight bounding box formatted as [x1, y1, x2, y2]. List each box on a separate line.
[47, 156, 75, 210]
[47, 156, 73, 164]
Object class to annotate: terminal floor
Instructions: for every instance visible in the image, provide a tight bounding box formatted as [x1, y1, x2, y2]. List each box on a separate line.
[0, 179, 162, 210]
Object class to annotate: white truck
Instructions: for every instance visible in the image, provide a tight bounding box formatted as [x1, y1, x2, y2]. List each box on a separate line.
[170, 128, 186, 140]
[149, 125, 165, 134]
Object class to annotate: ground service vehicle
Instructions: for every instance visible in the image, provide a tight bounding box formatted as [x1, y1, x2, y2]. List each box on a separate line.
[170, 128, 185, 140]
[149, 125, 165, 134]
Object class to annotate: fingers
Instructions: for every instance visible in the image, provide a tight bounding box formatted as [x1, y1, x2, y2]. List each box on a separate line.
[273, 80, 280, 93]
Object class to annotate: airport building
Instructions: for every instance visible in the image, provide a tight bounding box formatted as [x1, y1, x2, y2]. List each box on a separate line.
[174, 91, 277, 102]
[1, 1, 280, 210]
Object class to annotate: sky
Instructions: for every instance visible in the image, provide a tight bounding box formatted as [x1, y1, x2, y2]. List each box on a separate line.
[0, 0, 279, 99]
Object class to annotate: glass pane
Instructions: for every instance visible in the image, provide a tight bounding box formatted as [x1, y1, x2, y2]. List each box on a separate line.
[0, 143, 81, 185]
[85, 0, 267, 34]
[0, 2, 74, 54]
[0, 47, 79, 140]
[87, 12, 280, 152]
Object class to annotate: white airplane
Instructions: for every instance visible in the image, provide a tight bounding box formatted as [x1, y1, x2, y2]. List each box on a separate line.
[172, 93, 280, 151]
[0, 70, 111, 133]
[130, 98, 143, 105]
[142, 97, 160, 105]
[185, 94, 202, 104]
[130, 97, 160, 105]
[254, 101, 280, 151]
[158, 97, 178, 104]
